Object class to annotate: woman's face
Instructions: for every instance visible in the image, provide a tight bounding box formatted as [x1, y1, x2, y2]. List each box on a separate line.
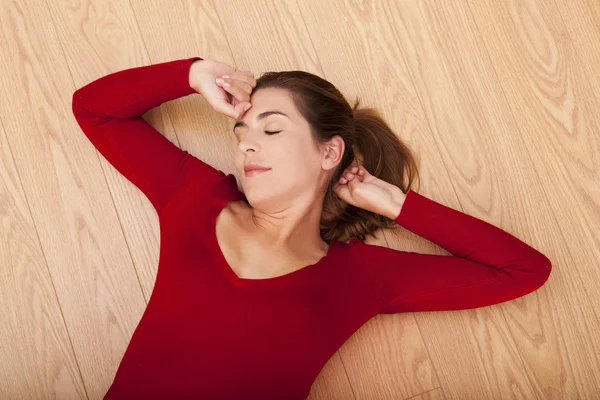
[232, 87, 341, 210]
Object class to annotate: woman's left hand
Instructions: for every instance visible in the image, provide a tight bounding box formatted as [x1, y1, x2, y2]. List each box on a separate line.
[333, 163, 405, 220]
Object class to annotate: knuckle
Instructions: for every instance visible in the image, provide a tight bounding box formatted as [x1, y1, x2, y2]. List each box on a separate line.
[237, 90, 250, 100]
[242, 80, 253, 91]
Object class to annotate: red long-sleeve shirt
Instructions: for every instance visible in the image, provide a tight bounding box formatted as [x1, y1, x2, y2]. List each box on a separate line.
[72, 57, 552, 400]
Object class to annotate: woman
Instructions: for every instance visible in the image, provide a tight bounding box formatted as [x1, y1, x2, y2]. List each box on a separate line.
[72, 57, 551, 400]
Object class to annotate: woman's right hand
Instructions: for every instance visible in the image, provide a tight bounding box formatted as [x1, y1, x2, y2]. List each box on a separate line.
[189, 59, 256, 120]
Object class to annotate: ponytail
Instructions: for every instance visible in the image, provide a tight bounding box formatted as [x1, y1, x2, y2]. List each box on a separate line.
[320, 98, 420, 243]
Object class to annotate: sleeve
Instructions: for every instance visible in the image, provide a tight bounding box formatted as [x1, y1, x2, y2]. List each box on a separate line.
[360, 189, 552, 314]
[71, 56, 229, 213]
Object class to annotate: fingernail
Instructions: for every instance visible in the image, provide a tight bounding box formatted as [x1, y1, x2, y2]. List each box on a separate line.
[222, 75, 230, 79]
[216, 78, 223, 84]
[244, 104, 251, 111]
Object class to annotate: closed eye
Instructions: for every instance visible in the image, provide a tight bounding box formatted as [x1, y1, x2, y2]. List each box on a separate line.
[265, 130, 282, 135]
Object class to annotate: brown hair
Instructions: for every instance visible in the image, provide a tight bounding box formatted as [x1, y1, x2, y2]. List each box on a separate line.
[254, 71, 420, 243]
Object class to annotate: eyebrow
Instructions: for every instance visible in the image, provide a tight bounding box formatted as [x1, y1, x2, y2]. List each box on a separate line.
[233, 111, 290, 132]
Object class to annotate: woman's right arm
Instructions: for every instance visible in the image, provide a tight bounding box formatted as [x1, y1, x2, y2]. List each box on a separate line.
[72, 57, 230, 213]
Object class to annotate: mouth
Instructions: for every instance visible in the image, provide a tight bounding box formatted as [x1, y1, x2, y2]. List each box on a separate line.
[244, 168, 271, 177]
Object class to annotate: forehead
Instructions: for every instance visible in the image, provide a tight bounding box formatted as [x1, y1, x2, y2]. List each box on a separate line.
[251, 87, 293, 107]
[234, 88, 298, 130]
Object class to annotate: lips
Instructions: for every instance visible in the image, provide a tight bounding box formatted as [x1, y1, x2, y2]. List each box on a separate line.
[244, 164, 271, 173]
[245, 169, 270, 178]
[244, 167, 269, 172]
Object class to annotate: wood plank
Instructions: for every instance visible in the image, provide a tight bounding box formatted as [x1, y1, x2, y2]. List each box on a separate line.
[0, 92, 86, 398]
[28, 0, 154, 397]
[555, 0, 600, 96]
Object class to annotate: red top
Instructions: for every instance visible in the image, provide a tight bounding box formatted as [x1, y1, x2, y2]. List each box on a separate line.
[72, 57, 552, 400]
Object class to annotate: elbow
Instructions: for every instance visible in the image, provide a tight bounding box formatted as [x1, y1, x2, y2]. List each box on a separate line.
[536, 256, 552, 289]
[523, 254, 552, 295]
[72, 89, 84, 116]
[71, 88, 91, 119]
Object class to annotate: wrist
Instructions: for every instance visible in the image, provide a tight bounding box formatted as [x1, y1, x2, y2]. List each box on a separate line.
[387, 188, 406, 220]
[188, 58, 205, 90]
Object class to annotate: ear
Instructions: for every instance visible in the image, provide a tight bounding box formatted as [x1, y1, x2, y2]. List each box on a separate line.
[322, 135, 345, 171]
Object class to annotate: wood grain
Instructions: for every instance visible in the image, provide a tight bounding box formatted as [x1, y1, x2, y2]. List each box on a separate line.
[467, 0, 600, 397]
[408, 387, 445, 400]
[0, 0, 597, 398]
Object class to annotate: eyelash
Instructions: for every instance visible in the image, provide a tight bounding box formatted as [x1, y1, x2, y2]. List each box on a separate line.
[235, 130, 281, 141]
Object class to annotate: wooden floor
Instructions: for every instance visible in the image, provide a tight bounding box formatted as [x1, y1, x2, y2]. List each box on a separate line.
[1, 0, 599, 398]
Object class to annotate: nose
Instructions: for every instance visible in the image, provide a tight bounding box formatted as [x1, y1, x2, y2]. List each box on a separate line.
[237, 135, 261, 152]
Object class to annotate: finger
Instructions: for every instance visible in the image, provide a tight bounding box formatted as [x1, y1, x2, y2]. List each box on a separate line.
[218, 77, 253, 99]
[235, 69, 257, 85]
[220, 74, 252, 88]
[234, 101, 252, 119]
[223, 72, 256, 89]
[352, 166, 366, 178]
[236, 68, 254, 75]
[218, 78, 251, 102]
[210, 99, 237, 119]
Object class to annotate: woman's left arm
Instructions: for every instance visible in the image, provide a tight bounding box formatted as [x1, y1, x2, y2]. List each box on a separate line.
[355, 189, 552, 314]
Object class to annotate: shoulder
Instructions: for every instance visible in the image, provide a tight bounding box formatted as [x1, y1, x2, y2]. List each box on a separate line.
[160, 164, 245, 218]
